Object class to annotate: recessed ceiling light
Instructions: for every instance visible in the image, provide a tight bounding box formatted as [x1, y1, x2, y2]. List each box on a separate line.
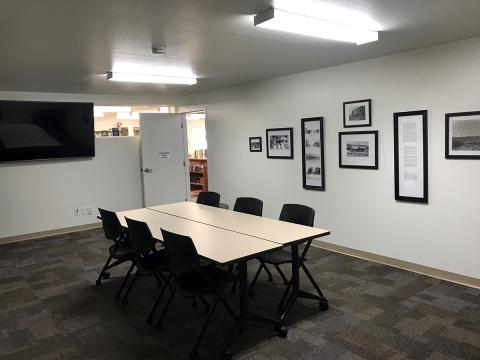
[254, 7, 379, 45]
[106, 71, 197, 85]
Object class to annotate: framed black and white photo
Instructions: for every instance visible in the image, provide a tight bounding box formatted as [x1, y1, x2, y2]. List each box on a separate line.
[339, 131, 378, 169]
[249, 137, 262, 152]
[445, 111, 480, 159]
[343, 99, 372, 128]
[394, 110, 428, 203]
[301, 117, 325, 190]
[266, 127, 293, 159]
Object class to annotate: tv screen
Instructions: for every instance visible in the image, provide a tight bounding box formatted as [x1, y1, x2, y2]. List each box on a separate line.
[0, 101, 94, 162]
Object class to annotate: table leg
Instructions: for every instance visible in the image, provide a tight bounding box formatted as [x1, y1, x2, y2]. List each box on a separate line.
[221, 260, 287, 359]
[280, 242, 329, 320]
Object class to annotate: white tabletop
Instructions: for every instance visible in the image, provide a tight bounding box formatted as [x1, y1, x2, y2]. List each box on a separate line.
[116, 208, 281, 264]
[148, 202, 330, 245]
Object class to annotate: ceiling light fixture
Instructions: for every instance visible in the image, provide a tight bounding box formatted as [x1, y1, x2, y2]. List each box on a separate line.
[254, 7, 378, 45]
[106, 71, 197, 85]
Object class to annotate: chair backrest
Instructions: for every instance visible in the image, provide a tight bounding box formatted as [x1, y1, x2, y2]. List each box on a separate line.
[98, 208, 123, 242]
[196, 191, 220, 208]
[125, 217, 155, 256]
[233, 197, 263, 216]
[279, 204, 315, 227]
[161, 228, 200, 275]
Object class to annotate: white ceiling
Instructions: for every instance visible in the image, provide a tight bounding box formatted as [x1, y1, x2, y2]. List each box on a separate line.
[1, 0, 480, 97]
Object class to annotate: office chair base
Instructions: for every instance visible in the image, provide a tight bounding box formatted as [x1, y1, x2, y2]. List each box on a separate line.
[221, 350, 232, 360]
[102, 272, 111, 279]
[95, 280, 101, 287]
[319, 300, 329, 311]
[275, 324, 288, 338]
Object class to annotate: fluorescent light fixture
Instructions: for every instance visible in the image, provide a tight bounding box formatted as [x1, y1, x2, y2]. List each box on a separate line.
[107, 71, 197, 85]
[254, 7, 378, 45]
[95, 106, 132, 113]
[117, 112, 140, 120]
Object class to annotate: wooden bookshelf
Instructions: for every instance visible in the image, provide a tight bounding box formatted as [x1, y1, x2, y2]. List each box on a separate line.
[189, 158, 208, 194]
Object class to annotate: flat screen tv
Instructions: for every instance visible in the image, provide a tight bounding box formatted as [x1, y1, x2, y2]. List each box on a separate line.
[0, 100, 94, 162]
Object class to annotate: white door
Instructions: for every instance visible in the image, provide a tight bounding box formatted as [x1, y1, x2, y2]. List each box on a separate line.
[140, 113, 189, 207]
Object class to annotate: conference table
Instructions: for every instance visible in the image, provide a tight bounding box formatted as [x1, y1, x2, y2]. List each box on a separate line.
[117, 202, 330, 358]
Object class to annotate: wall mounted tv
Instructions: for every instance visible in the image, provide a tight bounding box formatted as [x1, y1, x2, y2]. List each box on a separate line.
[0, 100, 94, 162]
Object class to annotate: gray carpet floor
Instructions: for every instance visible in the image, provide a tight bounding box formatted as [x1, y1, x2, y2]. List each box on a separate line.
[0, 228, 479, 359]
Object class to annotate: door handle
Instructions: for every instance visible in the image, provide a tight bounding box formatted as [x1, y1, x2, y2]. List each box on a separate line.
[143, 168, 153, 173]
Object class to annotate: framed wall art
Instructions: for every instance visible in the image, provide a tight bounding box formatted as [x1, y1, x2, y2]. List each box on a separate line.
[343, 99, 372, 128]
[301, 117, 325, 190]
[445, 111, 480, 159]
[266, 127, 294, 159]
[394, 110, 428, 203]
[339, 130, 378, 169]
[249, 137, 262, 152]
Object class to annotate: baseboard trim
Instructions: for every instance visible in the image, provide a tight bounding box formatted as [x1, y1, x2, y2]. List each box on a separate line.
[313, 240, 480, 289]
[0, 223, 102, 245]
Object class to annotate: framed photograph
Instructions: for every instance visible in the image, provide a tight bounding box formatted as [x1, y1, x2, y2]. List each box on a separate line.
[394, 110, 428, 203]
[339, 131, 378, 169]
[249, 137, 262, 152]
[301, 117, 325, 190]
[343, 99, 372, 128]
[266, 127, 294, 159]
[445, 111, 480, 159]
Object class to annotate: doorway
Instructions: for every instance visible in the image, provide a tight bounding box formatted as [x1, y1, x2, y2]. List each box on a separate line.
[186, 111, 208, 201]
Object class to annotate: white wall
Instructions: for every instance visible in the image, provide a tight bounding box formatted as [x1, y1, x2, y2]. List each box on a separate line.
[0, 91, 177, 238]
[180, 37, 480, 279]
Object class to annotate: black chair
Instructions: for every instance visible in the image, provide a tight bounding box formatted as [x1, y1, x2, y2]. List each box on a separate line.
[196, 191, 220, 207]
[233, 197, 263, 216]
[96, 208, 134, 287]
[249, 204, 315, 295]
[148, 228, 237, 359]
[117, 218, 169, 305]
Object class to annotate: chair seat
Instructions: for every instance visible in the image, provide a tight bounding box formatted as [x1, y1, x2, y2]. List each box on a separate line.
[173, 265, 233, 297]
[109, 242, 133, 259]
[137, 250, 167, 275]
[259, 249, 294, 265]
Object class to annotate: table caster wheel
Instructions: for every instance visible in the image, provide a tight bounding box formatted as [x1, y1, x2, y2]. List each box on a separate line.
[102, 272, 110, 280]
[319, 301, 329, 311]
[221, 350, 232, 360]
[190, 350, 198, 359]
[95, 279, 101, 287]
[275, 325, 288, 338]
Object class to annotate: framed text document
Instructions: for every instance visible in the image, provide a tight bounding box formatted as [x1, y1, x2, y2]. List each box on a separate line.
[394, 110, 428, 203]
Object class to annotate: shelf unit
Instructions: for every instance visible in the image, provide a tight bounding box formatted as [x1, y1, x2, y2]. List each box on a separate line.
[189, 158, 208, 195]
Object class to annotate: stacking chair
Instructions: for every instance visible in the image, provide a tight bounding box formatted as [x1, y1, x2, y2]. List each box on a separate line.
[96, 208, 134, 287]
[117, 218, 169, 305]
[248, 204, 315, 296]
[149, 228, 237, 359]
[196, 191, 220, 207]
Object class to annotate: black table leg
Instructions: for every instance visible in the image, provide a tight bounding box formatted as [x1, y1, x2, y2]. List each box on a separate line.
[280, 241, 329, 320]
[221, 260, 287, 359]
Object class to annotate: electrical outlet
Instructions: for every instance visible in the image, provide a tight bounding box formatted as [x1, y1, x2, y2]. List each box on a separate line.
[81, 207, 87, 215]
[74, 206, 80, 216]
[86, 207, 93, 215]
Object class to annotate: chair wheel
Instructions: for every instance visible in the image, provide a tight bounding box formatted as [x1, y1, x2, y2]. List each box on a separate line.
[276, 325, 288, 338]
[95, 279, 101, 287]
[190, 350, 198, 359]
[121, 299, 128, 306]
[221, 350, 232, 360]
[102, 272, 111, 279]
[319, 301, 329, 311]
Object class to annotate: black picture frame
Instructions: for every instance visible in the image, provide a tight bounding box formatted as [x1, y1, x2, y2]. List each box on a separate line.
[445, 111, 480, 159]
[301, 117, 325, 191]
[339, 130, 378, 169]
[249, 137, 262, 152]
[394, 110, 428, 203]
[343, 99, 372, 128]
[266, 127, 294, 159]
